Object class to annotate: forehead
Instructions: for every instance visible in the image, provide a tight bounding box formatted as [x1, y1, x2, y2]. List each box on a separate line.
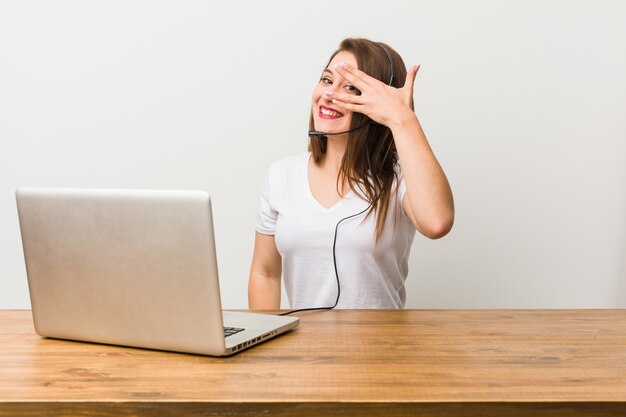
[326, 50, 358, 70]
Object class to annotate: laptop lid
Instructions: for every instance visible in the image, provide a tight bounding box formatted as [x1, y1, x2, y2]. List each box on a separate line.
[16, 188, 237, 355]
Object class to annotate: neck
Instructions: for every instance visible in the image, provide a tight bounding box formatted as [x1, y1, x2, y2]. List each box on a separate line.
[321, 136, 348, 172]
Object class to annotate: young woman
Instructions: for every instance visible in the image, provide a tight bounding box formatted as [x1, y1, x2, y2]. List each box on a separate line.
[249, 38, 454, 310]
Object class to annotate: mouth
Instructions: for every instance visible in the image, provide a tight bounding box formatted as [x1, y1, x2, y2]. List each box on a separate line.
[319, 105, 344, 120]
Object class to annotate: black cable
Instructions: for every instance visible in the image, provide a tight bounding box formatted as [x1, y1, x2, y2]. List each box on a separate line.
[279, 203, 372, 316]
[280, 149, 374, 316]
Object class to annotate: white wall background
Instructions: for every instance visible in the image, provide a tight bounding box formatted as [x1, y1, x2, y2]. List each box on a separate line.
[1, 0, 625, 309]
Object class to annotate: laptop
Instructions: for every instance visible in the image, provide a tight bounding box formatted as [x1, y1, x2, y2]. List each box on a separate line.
[15, 188, 299, 356]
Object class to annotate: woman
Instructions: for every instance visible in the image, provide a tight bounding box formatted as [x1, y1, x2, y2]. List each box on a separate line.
[249, 38, 454, 311]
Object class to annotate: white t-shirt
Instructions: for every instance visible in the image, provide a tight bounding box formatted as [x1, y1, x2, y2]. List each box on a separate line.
[256, 151, 416, 309]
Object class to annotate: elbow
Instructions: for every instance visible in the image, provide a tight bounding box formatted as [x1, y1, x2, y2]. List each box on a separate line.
[420, 212, 454, 240]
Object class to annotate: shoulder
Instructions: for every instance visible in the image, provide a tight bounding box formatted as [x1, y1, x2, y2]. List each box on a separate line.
[270, 151, 310, 170]
[262, 151, 310, 198]
[267, 151, 310, 177]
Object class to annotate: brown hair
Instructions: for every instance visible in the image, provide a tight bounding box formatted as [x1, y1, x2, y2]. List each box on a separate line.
[308, 38, 412, 241]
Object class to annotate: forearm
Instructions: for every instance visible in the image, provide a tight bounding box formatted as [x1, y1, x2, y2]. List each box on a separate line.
[248, 272, 281, 310]
[390, 112, 455, 237]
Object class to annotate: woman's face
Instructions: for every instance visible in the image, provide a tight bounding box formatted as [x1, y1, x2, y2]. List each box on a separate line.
[311, 51, 361, 137]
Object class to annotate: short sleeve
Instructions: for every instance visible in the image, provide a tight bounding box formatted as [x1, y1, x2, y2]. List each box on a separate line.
[395, 163, 408, 202]
[395, 164, 410, 220]
[255, 167, 278, 235]
[398, 172, 407, 202]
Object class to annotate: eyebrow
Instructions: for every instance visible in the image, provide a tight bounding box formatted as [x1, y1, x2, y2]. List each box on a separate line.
[323, 68, 333, 75]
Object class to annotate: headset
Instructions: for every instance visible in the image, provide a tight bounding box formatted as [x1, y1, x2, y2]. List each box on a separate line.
[280, 43, 396, 316]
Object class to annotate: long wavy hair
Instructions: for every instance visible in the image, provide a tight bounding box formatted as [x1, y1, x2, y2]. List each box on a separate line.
[308, 38, 412, 241]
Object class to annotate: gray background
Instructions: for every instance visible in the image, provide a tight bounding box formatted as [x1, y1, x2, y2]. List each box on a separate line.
[1, 0, 625, 309]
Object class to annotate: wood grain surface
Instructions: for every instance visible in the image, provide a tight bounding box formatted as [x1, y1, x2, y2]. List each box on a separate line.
[1, 309, 626, 416]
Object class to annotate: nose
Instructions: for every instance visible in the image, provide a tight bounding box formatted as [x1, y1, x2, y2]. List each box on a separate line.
[321, 84, 340, 104]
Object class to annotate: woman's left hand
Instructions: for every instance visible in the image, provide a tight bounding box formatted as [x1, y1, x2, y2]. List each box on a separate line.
[328, 61, 420, 128]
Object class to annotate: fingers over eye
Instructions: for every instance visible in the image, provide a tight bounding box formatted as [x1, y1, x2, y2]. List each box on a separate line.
[334, 62, 370, 88]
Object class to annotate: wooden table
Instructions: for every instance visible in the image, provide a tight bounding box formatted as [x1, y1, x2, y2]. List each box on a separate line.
[1, 309, 626, 416]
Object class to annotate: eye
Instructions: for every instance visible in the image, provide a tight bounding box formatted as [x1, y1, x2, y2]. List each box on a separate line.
[345, 84, 362, 96]
[320, 77, 332, 85]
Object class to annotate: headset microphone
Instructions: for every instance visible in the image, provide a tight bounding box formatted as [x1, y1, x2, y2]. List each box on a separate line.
[308, 121, 374, 138]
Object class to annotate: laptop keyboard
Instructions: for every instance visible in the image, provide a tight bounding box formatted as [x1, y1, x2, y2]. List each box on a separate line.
[224, 326, 245, 338]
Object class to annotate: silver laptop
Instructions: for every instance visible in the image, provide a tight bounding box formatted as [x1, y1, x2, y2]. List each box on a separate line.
[15, 188, 298, 356]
